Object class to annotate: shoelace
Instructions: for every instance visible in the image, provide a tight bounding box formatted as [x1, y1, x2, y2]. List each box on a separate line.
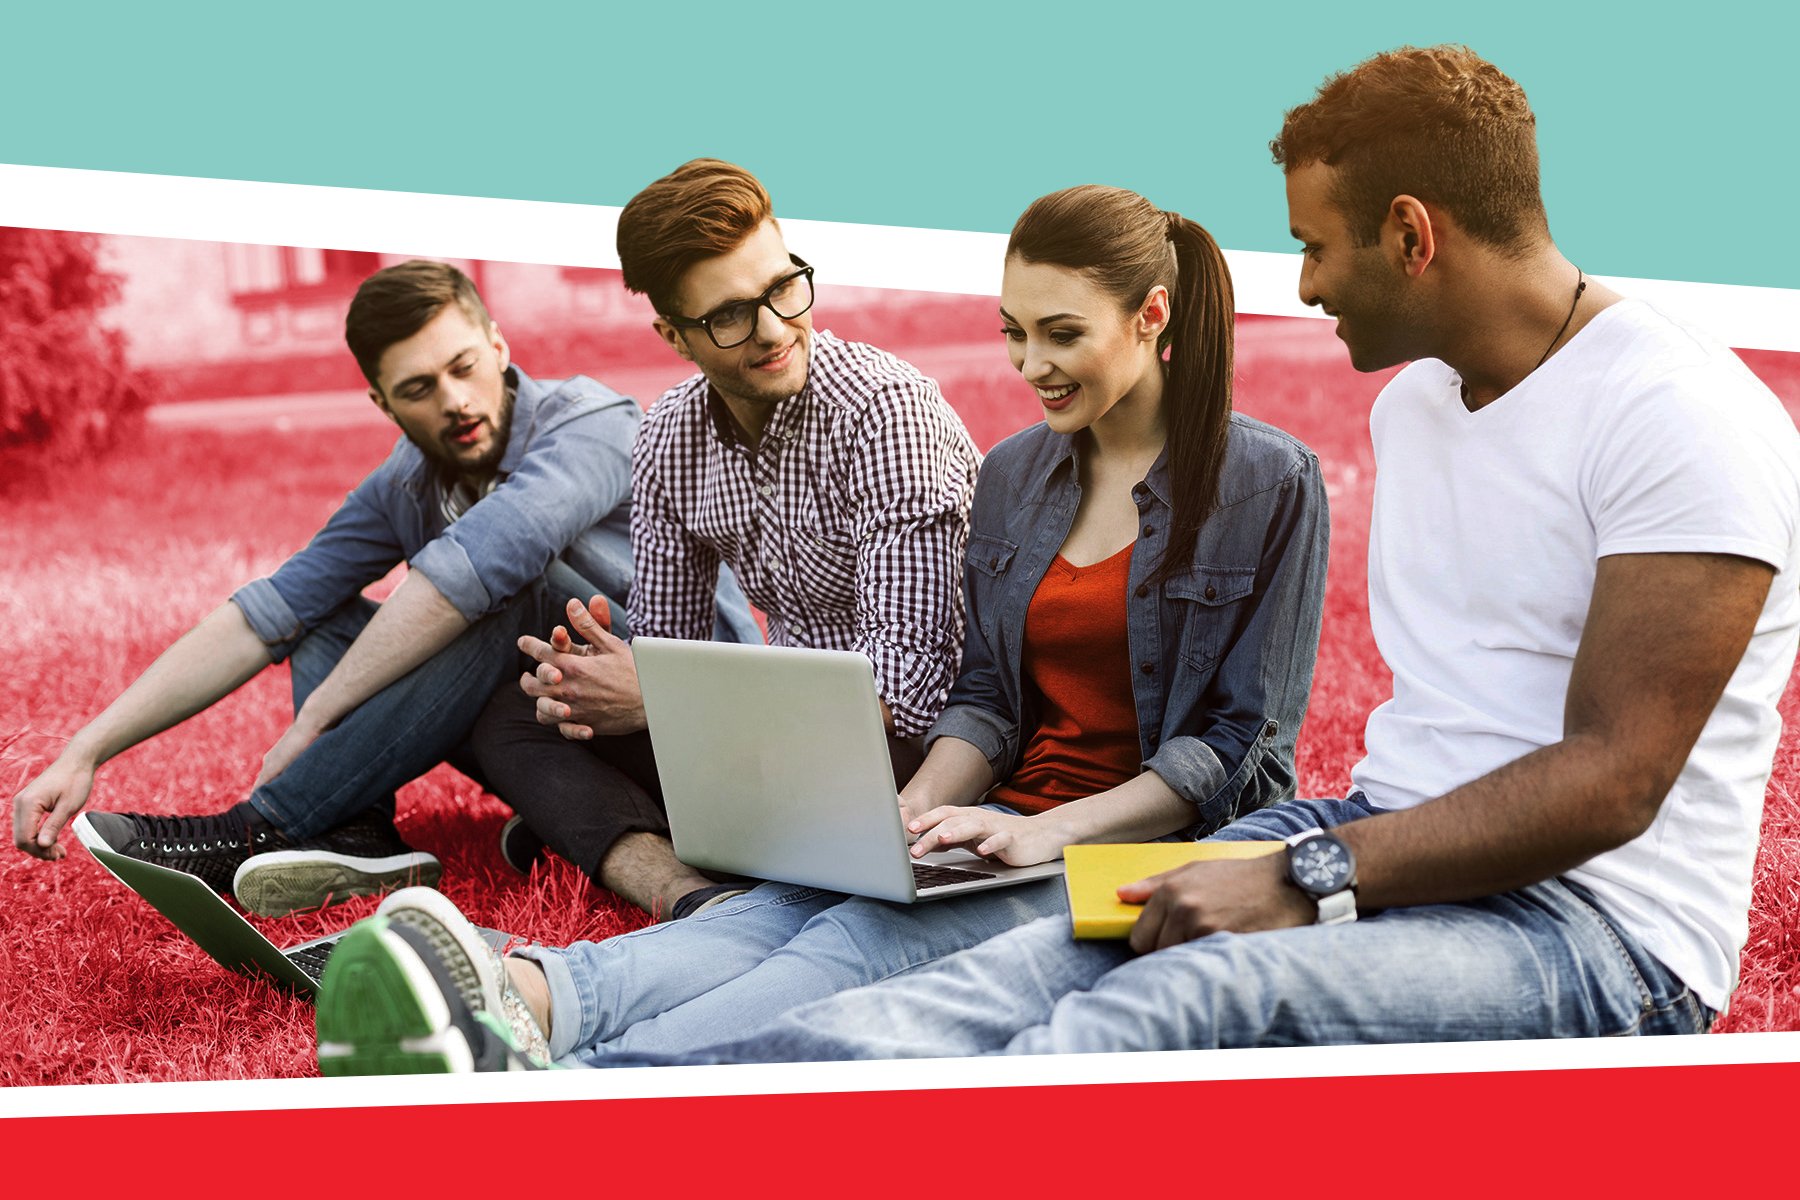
[126, 812, 257, 854]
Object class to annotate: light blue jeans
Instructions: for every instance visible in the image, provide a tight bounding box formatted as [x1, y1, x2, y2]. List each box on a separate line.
[515, 867, 1067, 1064]
[592, 797, 1713, 1064]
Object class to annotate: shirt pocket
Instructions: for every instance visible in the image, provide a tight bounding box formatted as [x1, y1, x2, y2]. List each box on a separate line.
[966, 533, 1019, 578]
[964, 533, 1020, 641]
[1165, 562, 1258, 672]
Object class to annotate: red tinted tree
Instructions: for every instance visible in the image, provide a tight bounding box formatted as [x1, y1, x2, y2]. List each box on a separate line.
[0, 229, 152, 469]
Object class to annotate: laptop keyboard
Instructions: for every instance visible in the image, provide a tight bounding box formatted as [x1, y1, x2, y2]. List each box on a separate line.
[912, 862, 998, 890]
[286, 939, 340, 982]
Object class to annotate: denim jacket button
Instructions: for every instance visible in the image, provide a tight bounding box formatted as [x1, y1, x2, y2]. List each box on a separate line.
[1204, 584, 1217, 600]
[1136, 584, 1149, 598]
[1263, 721, 1278, 738]
[1142, 524, 1155, 537]
[1140, 661, 1155, 674]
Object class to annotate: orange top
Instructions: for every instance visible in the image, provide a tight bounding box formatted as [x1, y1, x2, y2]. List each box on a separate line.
[986, 543, 1140, 815]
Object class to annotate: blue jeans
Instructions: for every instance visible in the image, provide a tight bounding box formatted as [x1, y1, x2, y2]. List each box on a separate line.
[246, 563, 597, 839]
[594, 798, 1713, 1064]
[516, 869, 1068, 1064]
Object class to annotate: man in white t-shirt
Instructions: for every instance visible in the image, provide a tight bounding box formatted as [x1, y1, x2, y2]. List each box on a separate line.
[291, 45, 1800, 1069]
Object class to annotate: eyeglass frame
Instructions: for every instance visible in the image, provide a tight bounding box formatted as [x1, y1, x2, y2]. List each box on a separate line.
[660, 254, 816, 350]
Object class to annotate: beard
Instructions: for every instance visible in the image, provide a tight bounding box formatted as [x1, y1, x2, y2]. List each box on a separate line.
[1331, 252, 1428, 374]
[711, 328, 812, 410]
[414, 382, 515, 482]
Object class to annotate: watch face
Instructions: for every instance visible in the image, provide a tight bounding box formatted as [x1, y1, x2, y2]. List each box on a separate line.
[1289, 836, 1353, 896]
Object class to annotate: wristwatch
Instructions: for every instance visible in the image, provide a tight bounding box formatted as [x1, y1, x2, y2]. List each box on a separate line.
[1284, 827, 1358, 925]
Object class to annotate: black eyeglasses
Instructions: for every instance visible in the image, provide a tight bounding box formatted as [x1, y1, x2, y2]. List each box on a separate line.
[663, 255, 816, 349]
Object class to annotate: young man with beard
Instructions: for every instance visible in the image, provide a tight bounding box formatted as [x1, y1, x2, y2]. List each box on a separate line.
[460, 159, 983, 922]
[310, 47, 1800, 1070]
[10, 260, 730, 918]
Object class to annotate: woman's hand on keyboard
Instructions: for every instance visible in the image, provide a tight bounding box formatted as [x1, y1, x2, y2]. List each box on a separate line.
[905, 805, 1066, 867]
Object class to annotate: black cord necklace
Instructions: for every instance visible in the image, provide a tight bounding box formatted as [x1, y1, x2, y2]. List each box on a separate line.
[1534, 267, 1587, 370]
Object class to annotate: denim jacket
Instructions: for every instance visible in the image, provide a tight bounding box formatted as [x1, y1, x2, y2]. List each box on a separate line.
[230, 366, 757, 660]
[926, 412, 1329, 835]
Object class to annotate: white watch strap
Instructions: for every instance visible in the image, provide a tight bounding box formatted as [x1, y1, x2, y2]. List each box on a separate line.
[1315, 888, 1358, 925]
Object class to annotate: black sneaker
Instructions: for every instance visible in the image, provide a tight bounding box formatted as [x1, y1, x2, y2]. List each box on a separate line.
[497, 814, 547, 875]
[231, 809, 442, 917]
[73, 809, 288, 895]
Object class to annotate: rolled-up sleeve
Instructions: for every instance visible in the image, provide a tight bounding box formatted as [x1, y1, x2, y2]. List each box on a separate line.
[231, 577, 304, 651]
[410, 398, 637, 623]
[229, 470, 407, 663]
[927, 704, 1014, 785]
[847, 384, 978, 737]
[1145, 450, 1331, 833]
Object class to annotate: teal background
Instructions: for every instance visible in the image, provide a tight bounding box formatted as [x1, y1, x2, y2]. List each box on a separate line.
[3, 2, 1793, 289]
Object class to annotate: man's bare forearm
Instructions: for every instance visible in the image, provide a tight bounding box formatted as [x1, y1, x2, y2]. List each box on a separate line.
[292, 569, 469, 733]
[1337, 734, 1669, 911]
[1341, 552, 1771, 912]
[65, 601, 273, 767]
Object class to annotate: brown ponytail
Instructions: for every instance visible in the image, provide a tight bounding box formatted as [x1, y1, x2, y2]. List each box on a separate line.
[1008, 186, 1236, 582]
[1160, 211, 1235, 581]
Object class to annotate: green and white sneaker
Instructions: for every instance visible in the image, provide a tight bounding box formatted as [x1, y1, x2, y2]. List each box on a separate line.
[315, 887, 552, 1075]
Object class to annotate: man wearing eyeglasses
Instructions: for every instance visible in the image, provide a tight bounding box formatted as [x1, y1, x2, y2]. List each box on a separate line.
[465, 159, 980, 922]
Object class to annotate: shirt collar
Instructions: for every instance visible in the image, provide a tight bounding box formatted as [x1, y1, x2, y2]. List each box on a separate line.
[1138, 443, 1174, 507]
[1036, 429, 1079, 494]
[1031, 430, 1173, 508]
[705, 383, 745, 448]
[495, 365, 536, 476]
[703, 375, 810, 451]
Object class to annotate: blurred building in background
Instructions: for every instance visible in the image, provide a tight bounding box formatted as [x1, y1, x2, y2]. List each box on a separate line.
[95, 234, 1001, 412]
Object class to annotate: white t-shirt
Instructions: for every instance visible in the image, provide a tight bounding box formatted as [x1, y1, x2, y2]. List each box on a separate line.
[1351, 299, 1800, 1012]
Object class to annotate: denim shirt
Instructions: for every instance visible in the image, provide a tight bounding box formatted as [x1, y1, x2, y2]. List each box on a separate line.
[926, 412, 1329, 835]
[231, 365, 757, 660]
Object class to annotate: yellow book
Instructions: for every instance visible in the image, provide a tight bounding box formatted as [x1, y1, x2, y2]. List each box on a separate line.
[1064, 841, 1286, 939]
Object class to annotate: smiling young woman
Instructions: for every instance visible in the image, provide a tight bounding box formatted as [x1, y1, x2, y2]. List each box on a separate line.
[903, 185, 1328, 857]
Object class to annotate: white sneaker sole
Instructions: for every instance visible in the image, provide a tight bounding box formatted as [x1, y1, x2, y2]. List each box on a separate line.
[233, 849, 442, 917]
[70, 813, 109, 855]
[372, 886, 505, 1015]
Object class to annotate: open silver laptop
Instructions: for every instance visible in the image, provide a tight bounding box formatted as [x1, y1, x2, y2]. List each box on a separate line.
[634, 638, 1066, 903]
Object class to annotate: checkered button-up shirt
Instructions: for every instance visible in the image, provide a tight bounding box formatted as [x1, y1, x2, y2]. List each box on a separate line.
[628, 331, 978, 736]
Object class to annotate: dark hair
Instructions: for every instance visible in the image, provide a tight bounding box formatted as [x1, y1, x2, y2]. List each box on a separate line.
[1008, 185, 1235, 583]
[616, 159, 776, 315]
[1270, 44, 1549, 251]
[344, 259, 492, 388]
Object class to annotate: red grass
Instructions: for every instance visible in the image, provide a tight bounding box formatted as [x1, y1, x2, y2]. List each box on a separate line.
[3, 317, 1797, 1086]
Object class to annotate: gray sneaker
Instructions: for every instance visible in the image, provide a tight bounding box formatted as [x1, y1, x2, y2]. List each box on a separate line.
[315, 887, 551, 1075]
[232, 811, 441, 917]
